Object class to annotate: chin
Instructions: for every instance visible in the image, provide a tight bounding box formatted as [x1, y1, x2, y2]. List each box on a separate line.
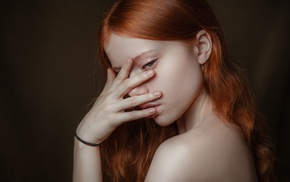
[153, 115, 175, 126]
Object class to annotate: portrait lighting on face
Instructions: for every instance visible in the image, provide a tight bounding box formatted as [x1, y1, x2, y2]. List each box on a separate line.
[73, 0, 275, 182]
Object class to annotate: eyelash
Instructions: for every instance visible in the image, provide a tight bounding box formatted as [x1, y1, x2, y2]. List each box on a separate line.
[142, 59, 157, 69]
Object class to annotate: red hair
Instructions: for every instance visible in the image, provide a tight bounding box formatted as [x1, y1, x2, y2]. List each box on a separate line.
[97, 0, 274, 181]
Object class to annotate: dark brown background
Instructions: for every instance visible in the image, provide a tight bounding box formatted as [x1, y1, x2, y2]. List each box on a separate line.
[1, 0, 289, 181]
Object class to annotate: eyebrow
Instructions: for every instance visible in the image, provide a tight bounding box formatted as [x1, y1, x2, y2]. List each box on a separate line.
[132, 50, 154, 62]
[111, 50, 154, 71]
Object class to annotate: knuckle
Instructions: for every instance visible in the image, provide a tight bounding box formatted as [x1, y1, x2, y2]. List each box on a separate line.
[103, 103, 113, 113]
[141, 94, 152, 102]
[140, 111, 149, 118]
[128, 97, 138, 106]
[131, 111, 140, 120]
[117, 73, 126, 80]
[140, 73, 148, 81]
[143, 109, 150, 116]
[122, 73, 147, 90]
[122, 79, 133, 89]
[146, 93, 154, 99]
[123, 79, 131, 87]
[113, 78, 122, 86]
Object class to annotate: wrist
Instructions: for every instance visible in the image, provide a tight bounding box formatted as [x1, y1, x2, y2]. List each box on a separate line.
[74, 138, 99, 150]
[74, 130, 101, 147]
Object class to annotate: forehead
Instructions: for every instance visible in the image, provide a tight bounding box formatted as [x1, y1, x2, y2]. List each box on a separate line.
[104, 34, 164, 68]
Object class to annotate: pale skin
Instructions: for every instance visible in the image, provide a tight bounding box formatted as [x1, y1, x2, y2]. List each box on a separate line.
[73, 31, 258, 181]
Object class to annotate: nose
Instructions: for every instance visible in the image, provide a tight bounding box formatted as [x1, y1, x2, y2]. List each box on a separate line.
[128, 84, 149, 96]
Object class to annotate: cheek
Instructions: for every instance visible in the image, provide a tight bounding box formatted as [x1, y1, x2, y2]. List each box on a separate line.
[160, 60, 203, 100]
[151, 61, 204, 126]
[175, 68, 203, 105]
[164, 59, 203, 95]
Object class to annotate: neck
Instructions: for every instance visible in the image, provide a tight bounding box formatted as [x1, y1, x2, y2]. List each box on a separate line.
[176, 88, 213, 133]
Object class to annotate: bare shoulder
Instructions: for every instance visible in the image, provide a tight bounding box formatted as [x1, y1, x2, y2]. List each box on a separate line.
[145, 116, 258, 182]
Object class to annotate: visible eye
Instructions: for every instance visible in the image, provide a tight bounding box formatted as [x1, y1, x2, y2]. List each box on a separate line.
[142, 59, 157, 69]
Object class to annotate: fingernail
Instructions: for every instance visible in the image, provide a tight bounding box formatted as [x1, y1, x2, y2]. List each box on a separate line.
[149, 108, 156, 114]
[153, 91, 161, 97]
[146, 70, 154, 76]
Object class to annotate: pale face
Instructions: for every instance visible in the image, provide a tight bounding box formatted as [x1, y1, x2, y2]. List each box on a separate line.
[105, 33, 205, 126]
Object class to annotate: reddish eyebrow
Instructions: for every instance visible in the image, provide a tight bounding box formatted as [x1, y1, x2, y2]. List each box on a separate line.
[132, 50, 154, 62]
[111, 50, 154, 71]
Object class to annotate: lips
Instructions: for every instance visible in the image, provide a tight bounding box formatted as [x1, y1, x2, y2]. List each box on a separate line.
[139, 103, 159, 109]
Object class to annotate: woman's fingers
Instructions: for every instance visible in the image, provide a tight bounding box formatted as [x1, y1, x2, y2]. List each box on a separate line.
[111, 59, 133, 87]
[117, 107, 157, 123]
[114, 91, 162, 111]
[77, 61, 159, 143]
[113, 69, 155, 97]
[106, 59, 155, 98]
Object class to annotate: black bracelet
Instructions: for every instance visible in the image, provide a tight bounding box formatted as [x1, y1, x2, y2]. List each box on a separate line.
[74, 130, 100, 147]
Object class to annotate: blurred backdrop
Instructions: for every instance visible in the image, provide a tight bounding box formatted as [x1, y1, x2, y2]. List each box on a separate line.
[1, 0, 289, 181]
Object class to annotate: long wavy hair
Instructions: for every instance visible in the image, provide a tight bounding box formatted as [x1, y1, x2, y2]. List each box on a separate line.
[97, 0, 274, 181]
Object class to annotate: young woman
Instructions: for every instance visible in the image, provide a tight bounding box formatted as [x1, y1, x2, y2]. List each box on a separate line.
[73, 0, 274, 181]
